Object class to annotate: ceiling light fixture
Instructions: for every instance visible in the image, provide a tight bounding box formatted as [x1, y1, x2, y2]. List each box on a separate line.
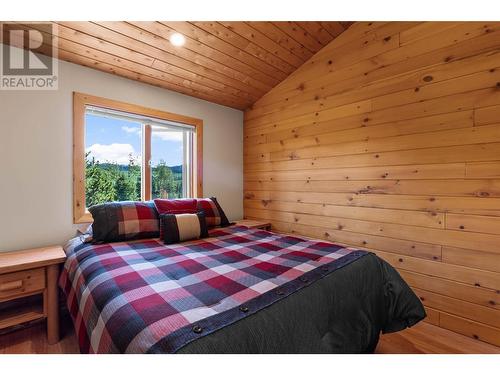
[169, 33, 186, 47]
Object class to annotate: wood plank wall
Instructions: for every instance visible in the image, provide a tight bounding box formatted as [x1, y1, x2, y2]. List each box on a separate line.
[243, 22, 500, 347]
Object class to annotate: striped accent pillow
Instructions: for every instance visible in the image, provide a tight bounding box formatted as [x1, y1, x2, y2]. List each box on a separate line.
[196, 197, 230, 228]
[89, 201, 160, 243]
[160, 212, 208, 244]
[153, 198, 198, 239]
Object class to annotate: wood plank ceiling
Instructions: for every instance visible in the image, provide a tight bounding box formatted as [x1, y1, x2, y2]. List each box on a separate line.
[0, 21, 353, 110]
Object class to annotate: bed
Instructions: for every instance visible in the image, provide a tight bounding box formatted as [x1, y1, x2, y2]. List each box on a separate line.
[60, 224, 425, 354]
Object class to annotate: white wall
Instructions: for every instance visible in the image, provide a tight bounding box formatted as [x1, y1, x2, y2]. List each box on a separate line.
[0, 56, 244, 252]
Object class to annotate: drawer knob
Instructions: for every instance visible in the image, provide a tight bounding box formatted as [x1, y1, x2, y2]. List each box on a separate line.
[0, 280, 23, 292]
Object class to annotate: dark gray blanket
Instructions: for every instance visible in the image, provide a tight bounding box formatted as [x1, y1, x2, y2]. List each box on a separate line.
[178, 253, 425, 353]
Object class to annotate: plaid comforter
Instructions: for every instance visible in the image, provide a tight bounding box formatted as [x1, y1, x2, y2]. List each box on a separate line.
[60, 226, 367, 353]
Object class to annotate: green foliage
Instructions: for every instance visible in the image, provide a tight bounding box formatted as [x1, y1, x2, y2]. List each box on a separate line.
[152, 160, 180, 199]
[85, 152, 116, 207]
[115, 173, 137, 201]
[85, 153, 182, 207]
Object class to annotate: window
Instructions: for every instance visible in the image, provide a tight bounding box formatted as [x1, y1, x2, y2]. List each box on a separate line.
[73, 92, 203, 223]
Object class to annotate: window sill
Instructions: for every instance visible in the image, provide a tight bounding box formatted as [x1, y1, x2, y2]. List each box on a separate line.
[74, 211, 93, 224]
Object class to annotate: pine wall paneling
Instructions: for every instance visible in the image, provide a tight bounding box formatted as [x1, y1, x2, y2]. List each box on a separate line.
[243, 21, 500, 347]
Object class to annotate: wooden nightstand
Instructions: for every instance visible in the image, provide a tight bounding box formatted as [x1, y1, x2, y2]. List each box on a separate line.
[234, 219, 272, 231]
[0, 246, 66, 344]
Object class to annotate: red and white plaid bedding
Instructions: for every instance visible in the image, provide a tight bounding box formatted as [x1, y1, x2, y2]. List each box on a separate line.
[60, 225, 366, 353]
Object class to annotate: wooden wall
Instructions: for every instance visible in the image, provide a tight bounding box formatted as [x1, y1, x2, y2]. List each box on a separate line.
[243, 22, 500, 347]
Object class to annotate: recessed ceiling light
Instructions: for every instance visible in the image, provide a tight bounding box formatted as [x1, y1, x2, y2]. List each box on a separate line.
[169, 33, 186, 47]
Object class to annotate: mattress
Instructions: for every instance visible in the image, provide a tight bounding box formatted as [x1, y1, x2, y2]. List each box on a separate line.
[60, 225, 425, 353]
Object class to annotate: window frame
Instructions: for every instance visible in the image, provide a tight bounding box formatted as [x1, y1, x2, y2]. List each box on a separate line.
[73, 92, 203, 224]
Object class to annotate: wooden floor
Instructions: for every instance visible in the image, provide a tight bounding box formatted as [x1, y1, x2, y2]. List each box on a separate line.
[375, 322, 500, 354]
[0, 316, 79, 354]
[0, 315, 499, 354]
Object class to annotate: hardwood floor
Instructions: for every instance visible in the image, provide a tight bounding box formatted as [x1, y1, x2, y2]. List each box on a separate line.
[0, 316, 79, 354]
[376, 322, 500, 354]
[0, 316, 499, 354]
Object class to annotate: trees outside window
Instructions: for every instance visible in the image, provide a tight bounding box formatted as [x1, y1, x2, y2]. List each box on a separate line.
[84, 110, 192, 207]
[73, 93, 203, 223]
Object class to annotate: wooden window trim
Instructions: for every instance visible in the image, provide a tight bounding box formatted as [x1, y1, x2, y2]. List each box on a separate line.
[142, 124, 152, 201]
[73, 92, 203, 224]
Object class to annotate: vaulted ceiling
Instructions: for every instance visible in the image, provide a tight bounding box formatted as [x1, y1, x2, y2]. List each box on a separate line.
[0, 21, 352, 109]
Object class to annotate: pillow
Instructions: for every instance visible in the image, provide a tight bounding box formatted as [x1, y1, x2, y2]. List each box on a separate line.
[153, 198, 198, 214]
[154, 198, 198, 238]
[89, 201, 160, 243]
[160, 212, 208, 244]
[196, 197, 230, 228]
[77, 224, 93, 243]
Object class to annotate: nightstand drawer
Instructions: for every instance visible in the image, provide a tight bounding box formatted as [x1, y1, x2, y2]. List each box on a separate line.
[0, 268, 45, 301]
